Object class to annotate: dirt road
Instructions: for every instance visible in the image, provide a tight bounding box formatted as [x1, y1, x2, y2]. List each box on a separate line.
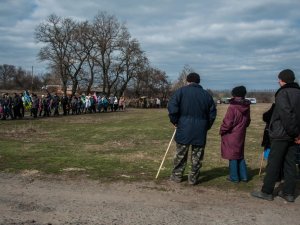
[0, 172, 299, 225]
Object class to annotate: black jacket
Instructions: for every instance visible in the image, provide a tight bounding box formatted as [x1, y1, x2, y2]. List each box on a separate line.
[261, 103, 275, 147]
[269, 83, 300, 140]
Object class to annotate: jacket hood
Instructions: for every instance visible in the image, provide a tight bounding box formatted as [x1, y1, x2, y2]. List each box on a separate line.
[229, 97, 250, 115]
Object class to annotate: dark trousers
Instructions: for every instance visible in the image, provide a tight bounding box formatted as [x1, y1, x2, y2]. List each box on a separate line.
[53, 106, 59, 116]
[62, 104, 67, 115]
[262, 140, 297, 195]
[31, 108, 38, 118]
[20, 105, 24, 117]
[13, 106, 21, 119]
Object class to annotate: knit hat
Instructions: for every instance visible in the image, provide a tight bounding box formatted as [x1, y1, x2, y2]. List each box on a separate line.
[231, 86, 247, 98]
[278, 69, 295, 83]
[186, 73, 200, 84]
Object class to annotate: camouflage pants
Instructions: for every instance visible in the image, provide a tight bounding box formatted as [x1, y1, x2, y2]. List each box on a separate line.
[172, 143, 205, 184]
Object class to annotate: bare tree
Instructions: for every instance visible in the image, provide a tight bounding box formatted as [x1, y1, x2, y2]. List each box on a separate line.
[112, 38, 148, 97]
[35, 12, 166, 98]
[92, 12, 129, 96]
[84, 29, 99, 94]
[66, 21, 94, 95]
[0, 64, 42, 91]
[132, 66, 170, 98]
[35, 14, 77, 95]
[40, 72, 59, 86]
[11, 67, 42, 91]
[0, 64, 16, 89]
[172, 64, 194, 91]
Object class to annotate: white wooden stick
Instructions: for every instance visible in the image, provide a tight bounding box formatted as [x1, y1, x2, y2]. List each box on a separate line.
[155, 129, 176, 179]
[259, 152, 264, 176]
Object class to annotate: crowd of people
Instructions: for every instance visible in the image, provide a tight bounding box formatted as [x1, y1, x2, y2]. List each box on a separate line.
[0, 91, 126, 120]
[128, 97, 167, 108]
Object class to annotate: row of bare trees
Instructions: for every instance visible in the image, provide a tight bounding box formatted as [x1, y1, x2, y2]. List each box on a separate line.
[0, 62, 274, 103]
[0, 64, 43, 91]
[35, 12, 170, 98]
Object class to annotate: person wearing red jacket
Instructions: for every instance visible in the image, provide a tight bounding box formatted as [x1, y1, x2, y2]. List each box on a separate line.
[220, 86, 251, 183]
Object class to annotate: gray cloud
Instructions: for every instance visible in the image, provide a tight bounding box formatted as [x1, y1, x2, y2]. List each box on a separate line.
[1, 0, 300, 90]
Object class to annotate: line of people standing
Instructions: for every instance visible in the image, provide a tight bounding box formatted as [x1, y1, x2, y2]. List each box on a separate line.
[0, 92, 24, 120]
[0, 91, 126, 120]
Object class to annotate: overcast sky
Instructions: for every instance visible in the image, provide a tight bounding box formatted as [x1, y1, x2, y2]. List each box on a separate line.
[1, 0, 300, 90]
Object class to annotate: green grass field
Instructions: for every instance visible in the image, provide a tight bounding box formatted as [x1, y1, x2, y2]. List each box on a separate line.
[0, 104, 272, 190]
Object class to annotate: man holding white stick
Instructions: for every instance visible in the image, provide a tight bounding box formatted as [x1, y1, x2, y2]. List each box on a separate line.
[167, 72, 216, 185]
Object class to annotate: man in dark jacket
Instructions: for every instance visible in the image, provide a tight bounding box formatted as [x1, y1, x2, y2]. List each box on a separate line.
[251, 69, 300, 202]
[167, 72, 216, 185]
[12, 93, 22, 119]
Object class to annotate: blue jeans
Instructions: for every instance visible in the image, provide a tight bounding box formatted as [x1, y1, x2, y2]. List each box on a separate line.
[229, 159, 248, 182]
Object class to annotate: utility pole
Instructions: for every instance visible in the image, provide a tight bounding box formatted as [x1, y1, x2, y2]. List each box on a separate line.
[31, 66, 33, 93]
